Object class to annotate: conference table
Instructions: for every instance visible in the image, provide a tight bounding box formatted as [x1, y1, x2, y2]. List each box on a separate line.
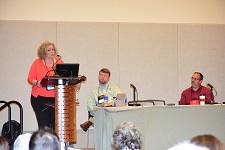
[94, 104, 225, 150]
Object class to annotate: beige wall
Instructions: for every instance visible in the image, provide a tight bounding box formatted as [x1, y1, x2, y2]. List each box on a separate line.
[0, 0, 225, 23]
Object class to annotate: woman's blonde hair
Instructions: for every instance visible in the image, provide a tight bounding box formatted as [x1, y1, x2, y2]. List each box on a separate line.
[37, 40, 58, 59]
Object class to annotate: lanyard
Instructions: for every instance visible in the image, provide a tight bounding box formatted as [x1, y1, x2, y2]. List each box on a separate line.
[98, 85, 109, 97]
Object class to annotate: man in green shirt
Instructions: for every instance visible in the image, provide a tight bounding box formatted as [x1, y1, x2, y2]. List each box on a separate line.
[80, 68, 122, 132]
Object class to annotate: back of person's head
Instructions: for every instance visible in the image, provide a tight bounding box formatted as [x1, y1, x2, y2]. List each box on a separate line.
[13, 133, 31, 150]
[113, 122, 142, 150]
[29, 129, 60, 150]
[191, 134, 225, 150]
[168, 141, 209, 150]
[0, 136, 8, 150]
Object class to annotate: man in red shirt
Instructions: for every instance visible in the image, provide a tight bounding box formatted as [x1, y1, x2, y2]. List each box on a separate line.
[179, 72, 214, 105]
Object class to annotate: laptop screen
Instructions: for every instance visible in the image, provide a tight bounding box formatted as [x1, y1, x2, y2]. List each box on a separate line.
[56, 63, 79, 77]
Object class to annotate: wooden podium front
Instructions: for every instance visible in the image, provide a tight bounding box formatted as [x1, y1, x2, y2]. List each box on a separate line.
[55, 85, 77, 143]
[41, 76, 86, 144]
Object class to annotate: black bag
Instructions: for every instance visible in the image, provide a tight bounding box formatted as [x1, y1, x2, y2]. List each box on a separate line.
[1, 120, 21, 149]
[0, 100, 23, 150]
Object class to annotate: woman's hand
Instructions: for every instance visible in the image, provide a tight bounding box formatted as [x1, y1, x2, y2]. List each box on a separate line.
[76, 83, 81, 91]
[35, 80, 42, 88]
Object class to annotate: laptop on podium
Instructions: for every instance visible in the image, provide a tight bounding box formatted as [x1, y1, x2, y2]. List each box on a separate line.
[115, 93, 127, 107]
[56, 63, 79, 77]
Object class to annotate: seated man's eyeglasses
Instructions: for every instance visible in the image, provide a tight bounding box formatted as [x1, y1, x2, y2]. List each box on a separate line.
[191, 77, 201, 81]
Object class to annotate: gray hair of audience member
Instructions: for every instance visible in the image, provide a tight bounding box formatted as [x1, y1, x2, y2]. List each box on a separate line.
[0, 136, 8, 150]
[113, 122, 142, 150]
[168, 141, 209, 150]
[13, 133, 32, 150]
[191, 134, 225, 150]
[29, 129, 61, 150]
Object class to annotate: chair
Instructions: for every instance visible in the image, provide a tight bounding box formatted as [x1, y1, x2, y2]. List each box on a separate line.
[130, 100, 166, 106]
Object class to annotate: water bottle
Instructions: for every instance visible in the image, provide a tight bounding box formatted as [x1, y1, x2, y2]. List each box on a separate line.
[200, 95, 205, 105]
[124, 98, 128, 106]
[104, 95, 108, 106]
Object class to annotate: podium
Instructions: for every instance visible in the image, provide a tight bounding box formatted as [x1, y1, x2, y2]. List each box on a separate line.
[41, 75, 86, 144]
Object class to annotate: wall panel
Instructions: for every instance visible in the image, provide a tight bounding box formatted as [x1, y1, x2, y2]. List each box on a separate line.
[0, 21, 57, 131]
[119, 23, 178, 102]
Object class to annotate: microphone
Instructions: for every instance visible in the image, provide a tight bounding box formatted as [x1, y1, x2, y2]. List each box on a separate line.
[130, 83, 136, 90]
[206, 83, 214, 89]
[206, 83, 216, 104]
[53, 55, 62, 66]
[52, 55, 62, 76]
[42, 55, 62, 89]
[128, 83, 141, 106]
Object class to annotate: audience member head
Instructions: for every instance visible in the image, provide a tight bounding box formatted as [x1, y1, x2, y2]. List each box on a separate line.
[113, 122, 142, 150]
[0, 136, 8, 150]
[29, 129, 61, 150]
[13, 133, 31, 150]
[168, 141, 209, 150]
[191, 134, 225, 150]
[37, 40, 58, 59]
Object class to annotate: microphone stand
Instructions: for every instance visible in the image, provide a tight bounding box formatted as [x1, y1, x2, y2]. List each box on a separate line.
[128, 88, 141, 106]
[210, 88, 214, 104]
[210, 87, 218, 104]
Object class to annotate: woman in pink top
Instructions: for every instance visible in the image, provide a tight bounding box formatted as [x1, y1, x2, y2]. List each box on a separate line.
[27, 40, 64, 130]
